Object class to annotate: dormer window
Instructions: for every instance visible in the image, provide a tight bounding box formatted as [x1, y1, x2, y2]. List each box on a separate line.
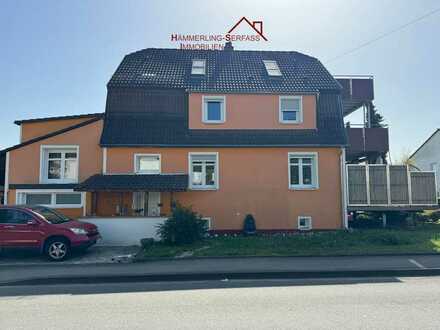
[263, 60, 282, 76]
[191, 59, 206, 75]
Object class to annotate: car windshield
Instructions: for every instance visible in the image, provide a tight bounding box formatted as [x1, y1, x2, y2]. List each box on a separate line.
[30, 206, 72, 224]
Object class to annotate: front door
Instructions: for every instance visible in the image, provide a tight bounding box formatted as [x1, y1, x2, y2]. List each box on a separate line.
[147, 192, 161, 217]
[132, 192, 161, 216]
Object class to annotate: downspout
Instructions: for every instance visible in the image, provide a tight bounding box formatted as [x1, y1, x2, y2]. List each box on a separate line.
[340, 148, 348, 229]
[102, 147, 107, 174]
[4, 151, 9, 205]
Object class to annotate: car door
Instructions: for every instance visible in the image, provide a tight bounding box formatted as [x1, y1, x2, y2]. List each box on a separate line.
[0, 209, 12, 246]
[0, 209, 44, 248]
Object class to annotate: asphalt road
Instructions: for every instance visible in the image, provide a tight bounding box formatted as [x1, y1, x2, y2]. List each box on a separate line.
[3, 254, 440, 285]
[1, 276, 440, 329]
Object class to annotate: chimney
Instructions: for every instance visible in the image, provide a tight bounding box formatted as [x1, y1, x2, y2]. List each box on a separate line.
[253, 21, 263, 35]
[224, 41, 234, 51]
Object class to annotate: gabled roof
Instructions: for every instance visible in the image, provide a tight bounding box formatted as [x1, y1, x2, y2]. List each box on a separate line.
[108, 48, 341, 93]
[2, 116, 103, 153]
[101, 92, 347, 147]
[14, 113, 103, 125]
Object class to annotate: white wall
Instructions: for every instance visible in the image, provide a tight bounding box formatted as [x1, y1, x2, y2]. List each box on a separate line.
[80, 217, 167, 246]
[411, 130, 440, 196]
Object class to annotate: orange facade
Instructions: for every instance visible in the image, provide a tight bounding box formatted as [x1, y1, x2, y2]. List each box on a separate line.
[5, 93, 344, 231]
[6, 119, 104, 219]
[189, 93, 317, 130]
[107, 147, 343, 230]
[20, 117, 99, 143]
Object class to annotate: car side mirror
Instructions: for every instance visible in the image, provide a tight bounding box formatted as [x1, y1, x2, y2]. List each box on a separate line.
[27, 219, 38, 226]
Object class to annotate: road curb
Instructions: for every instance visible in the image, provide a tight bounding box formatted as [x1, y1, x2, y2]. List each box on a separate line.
[2, 268, 440, 286]
[134, 252, 440, 263]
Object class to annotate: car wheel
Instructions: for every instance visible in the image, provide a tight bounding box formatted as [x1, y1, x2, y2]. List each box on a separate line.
[45, 238, 70, 261]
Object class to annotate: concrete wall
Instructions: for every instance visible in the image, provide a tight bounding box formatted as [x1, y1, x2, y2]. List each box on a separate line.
[80, 217, 166, 246]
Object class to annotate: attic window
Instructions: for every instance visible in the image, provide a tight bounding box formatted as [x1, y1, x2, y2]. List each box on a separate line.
[263, 60, 282, 76]
[191, 59, 206, 75]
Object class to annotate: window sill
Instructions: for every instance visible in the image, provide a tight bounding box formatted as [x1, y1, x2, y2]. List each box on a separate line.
[279, 121, 303, 125]
[189, 186, 218, 191]
[298, 227, 312, 231]
[289, 185, 319, 191]
[40, 180, 78, 184]
[202, 121, 225, 125]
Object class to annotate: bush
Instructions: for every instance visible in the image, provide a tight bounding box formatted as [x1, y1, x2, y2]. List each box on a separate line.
[243, 214, 256, 235]
[157, 204, 208, 245]
[140, 238, 155, 248]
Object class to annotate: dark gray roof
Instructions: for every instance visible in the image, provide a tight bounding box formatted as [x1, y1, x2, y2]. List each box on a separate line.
[9, 184, 78, 190]
[108, 48, 341, 93]
[14, 113, 103, 125]
[101, 92, 346, 147]
[75, 174, 188, 192]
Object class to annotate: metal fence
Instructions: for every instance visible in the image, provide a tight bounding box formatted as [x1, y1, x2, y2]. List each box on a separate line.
[347, 165, 437, 207]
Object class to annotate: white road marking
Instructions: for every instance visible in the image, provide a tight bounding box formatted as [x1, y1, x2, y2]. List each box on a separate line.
[409, 258, 427, 269]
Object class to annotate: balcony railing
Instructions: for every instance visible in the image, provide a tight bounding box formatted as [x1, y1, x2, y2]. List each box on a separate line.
[346, 164, 437, 210]
[346, 127, 389, 162]
[334, 75, 374, 116]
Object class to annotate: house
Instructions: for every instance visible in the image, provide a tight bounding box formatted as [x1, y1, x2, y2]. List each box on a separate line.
[2, 44, 349, 236]
[410, 129, 440, 197]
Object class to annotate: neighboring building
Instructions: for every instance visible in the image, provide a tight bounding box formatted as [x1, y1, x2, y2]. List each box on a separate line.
[410, 129, 440, 196]
[2, 45, 348, 232]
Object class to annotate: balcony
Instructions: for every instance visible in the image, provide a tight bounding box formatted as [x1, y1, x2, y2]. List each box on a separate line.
[346, 126, 389, 163]
[335, 75, 374, 116]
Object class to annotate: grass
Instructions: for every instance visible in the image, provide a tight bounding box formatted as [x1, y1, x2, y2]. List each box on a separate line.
[136, 224, 440, 260]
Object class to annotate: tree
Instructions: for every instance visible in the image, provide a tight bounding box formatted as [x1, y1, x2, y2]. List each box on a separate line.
[394, 149, 420, 170]
[368, 101, 386, 128]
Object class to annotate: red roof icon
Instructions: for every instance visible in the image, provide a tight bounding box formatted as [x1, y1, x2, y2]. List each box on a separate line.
[227, 17, 268, 41]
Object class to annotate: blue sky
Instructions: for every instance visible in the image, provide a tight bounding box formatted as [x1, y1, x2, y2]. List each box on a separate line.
[1, 0, 439, 161]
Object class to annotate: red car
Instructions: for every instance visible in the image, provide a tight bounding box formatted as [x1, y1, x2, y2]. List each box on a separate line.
[0, 205, 100, 261]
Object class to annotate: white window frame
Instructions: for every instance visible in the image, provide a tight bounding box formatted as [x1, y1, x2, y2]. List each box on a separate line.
[288, 152, 319, 190]
[202, 96, 226, 124]
[134, 154, 161, 174]
[188, 152, 219, 190]
[202, 217, 212, 230]
[263, 60, 282, 76]
[15, 190, 84, 209]
[298, 216, 312, 230]
[279, 96, 303, 124]
[40, 145, 80, 184]
[191, 59, 206, 75]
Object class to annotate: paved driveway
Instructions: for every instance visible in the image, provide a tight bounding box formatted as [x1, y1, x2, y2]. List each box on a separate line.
[0, 246, 139, 265]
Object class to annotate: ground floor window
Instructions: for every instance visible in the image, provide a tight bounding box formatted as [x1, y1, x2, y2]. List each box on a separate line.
[298, 216, 312, 230]
[16, 191, 83, 208]
[189, 153, 219, 190]
[288, 152, 319, 189]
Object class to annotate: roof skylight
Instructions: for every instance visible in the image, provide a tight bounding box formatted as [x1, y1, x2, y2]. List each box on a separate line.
[263, 60, 282, 76]
[191, 59, 206, 75]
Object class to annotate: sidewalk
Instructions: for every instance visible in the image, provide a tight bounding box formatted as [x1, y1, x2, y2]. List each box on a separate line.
[2, 254, 440, 286]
